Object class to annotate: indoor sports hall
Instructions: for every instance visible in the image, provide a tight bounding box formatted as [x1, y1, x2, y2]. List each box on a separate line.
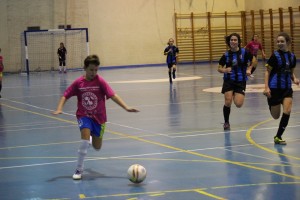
[0, 1, 300, 200]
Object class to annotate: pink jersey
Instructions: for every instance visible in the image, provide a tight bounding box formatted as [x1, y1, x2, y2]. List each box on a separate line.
[64, 75, 115, 124]
[245, 41, 263, 56]
[0, 56, 3, 72]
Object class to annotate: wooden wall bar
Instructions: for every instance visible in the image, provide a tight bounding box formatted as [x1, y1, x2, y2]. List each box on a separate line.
[175, 6, 300, 63]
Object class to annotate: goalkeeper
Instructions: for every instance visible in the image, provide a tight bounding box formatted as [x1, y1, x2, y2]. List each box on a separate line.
[57, 42, 67, 73]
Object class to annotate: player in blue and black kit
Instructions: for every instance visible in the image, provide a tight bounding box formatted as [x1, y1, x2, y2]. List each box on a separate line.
[218, 33, 253, 130]
[263, 32, 299, 145]
[164, 38, 179, 84]
[57, 42, 67, 73]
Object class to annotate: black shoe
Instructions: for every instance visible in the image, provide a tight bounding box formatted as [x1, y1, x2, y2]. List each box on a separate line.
[223, 122, 230, 130]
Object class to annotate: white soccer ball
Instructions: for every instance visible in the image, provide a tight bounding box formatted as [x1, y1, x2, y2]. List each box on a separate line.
[127, 164, 147, 184]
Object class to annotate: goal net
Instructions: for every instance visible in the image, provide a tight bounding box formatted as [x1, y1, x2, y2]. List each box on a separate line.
[21, 28, 89, 74]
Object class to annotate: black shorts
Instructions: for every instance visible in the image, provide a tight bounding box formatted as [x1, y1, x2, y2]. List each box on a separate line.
[167, 63, 176, 68]
[59, 59, 66, 66]
[221, 80, 246, 95]
[267, 88, 293, 106]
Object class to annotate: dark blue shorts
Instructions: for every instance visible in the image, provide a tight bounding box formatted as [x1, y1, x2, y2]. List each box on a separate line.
[78, 117, 106, 138]
[267, 88, 293, 107]
[221, 80, 246, 95]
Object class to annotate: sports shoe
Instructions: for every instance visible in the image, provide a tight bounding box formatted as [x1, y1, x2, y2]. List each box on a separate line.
[274, 136, 286, 145]
[64, 70, 67, 73]
[223, 122, 230, 130]
[72, 169, 83, 180]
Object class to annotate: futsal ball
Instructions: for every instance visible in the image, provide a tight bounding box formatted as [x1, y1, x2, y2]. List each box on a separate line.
[127, 164, 147, 183]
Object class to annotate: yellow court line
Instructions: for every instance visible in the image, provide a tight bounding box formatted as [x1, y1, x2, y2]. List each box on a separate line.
[246, 118, 300, 161]
[44, 181, 300, 199]
[2, 103, 77, 125]
[108, 129, 300, 180]
[2, 103, 300, 180]
[1, 156, 300, 168]
[194, 189, 227, 200]
[149, 193, 165, 197]
[79, 194, 86, 199]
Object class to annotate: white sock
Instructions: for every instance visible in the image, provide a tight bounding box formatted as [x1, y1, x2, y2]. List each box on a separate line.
[59, 66, 62, 71]
[63, 66, 67, 71]
[76, 140, 90, 171]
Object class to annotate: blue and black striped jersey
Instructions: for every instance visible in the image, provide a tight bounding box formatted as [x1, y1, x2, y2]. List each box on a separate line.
[219, 48, 252, 82]
[267, 50, 296, 89]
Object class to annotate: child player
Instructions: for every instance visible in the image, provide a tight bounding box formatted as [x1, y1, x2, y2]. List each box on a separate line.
[245, 34, 266, 78]
[263, 32, 299, 145]
[164, 38, 179, 84]
[53, 55, 139, 180]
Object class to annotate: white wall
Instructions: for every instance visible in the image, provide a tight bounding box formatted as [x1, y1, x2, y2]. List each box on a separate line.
[245, 0, 299, 11]
[0, 0, 89, 72]
[0, 0, 298, 72]
[88, 0, 246, 67]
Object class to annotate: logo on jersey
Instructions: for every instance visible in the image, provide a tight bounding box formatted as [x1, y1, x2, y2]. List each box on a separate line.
[82, 92, 98, 110]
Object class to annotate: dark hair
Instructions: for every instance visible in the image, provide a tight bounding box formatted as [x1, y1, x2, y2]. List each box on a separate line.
[252, 33, 259, 41]
[225, 33, 242, 48]
[277, 32, 291, 44]
[60, 42, 64, 46]
[84, 55, 100, 69]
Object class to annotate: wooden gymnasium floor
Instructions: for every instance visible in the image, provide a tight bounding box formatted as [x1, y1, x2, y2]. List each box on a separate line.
[0, 62, 299, 200]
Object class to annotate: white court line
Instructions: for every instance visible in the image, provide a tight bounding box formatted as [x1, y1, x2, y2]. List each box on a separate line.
[1, 98, 75, 117]
[2, 97, 299, 141]
[224, 148, 300, 166]
[0, 120, 59, 128]
[108, 76, 201, 83]
[0, 124, 77, 133]
[167, 125, 300, 138]
[1, 140, 299, 170]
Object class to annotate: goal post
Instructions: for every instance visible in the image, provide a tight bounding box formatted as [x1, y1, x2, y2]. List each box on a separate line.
[21, 28, 89, 75]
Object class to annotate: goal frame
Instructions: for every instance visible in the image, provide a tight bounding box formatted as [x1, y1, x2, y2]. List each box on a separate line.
[23, 28, 89, 75]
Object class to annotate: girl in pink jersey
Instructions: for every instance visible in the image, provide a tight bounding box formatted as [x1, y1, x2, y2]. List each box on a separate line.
[0, 48, 4, 98]
[245, 34, 266, 78]
[53, 55, 139, 180]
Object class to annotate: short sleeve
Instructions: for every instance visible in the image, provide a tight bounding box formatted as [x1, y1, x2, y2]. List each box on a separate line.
[266, 53, 277, 68]
[218, 54, 226, 66]
[164, 46, 170, 53]
[63, 80, 78, 99]
[291, 54, 296, 69]
[98, 76, 115, 99]
[245, 50, 253, 63]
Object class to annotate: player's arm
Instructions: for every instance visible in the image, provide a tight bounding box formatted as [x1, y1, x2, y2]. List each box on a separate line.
[52, 96, 67, 114]
[0, 60, 4, 69]
[263, 64, 272, 98]
[290, 68, 299, 85]
[246, 52, 253, 75]
[175, 47, 179, 57]
[111, 94, 139, 112]
[217, 54, 231, 73]
[260, 44, 266, 58]
[164, 47, 170, 55]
